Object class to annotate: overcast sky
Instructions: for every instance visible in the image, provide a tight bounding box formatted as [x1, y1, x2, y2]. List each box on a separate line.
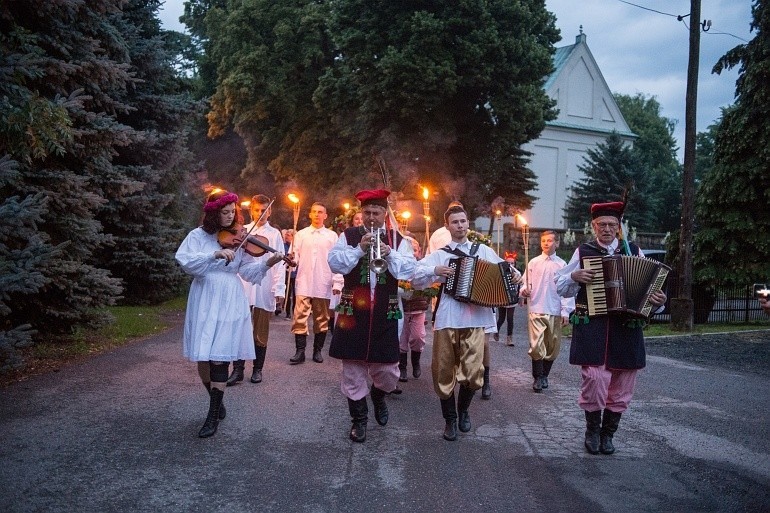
[157, 0, 754, 162]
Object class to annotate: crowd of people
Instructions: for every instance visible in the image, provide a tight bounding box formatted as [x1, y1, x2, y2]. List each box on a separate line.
[176, 189, 671, 453]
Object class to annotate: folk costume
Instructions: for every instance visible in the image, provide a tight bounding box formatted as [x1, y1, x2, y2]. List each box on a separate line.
[327, 189, 417, 443]
[413, 239, 502, 441]
[290, 220, 340, 364]
[228, 218, 286, 385]
[555, 201, 661, 455]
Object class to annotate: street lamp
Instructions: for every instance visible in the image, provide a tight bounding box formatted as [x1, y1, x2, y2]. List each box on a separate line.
[495, 209, 502, 255]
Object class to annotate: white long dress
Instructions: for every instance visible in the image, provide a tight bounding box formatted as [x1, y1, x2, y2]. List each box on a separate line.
[176, 227, 271, 362]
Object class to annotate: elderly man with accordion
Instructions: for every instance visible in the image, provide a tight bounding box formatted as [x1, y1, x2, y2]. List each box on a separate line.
[555, 201, 668, 456]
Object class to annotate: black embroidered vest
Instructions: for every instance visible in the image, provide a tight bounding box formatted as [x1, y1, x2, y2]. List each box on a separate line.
[328, 226, 403, 363]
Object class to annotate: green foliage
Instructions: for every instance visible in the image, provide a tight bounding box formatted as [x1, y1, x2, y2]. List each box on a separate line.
[695, 0, 770, 288]
[563, 132, 654, 230]
[194, 0, 559, 216]
[614, 93, 682, 232]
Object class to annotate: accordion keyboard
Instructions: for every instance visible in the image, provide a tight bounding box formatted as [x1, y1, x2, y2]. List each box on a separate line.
[582, 256, 607, 316]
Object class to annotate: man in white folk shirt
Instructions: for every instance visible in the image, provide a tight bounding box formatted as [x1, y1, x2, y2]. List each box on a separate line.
[288, 202, 343, 364]
[228, 194, 286, 385]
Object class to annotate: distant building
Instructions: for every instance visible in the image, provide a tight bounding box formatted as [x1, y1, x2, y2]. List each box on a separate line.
[523, 31, 636, 228]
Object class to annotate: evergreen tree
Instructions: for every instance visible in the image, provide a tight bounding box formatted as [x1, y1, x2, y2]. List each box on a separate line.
[94, 0, 199, 304]
[694, 0, 770, 287]
[0, 0, 131, 359]
[614, 93, 682, 232]
[563, 132, 654, 230]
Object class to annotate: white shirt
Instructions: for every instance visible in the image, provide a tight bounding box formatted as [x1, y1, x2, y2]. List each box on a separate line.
[521, 252, 574, 317]
[426, 226, 451, 255]
[327, 231, 417, 293]
[413, 240, 500, 331]
[293, 225, 339, 299]
[239, 221, 286, 311]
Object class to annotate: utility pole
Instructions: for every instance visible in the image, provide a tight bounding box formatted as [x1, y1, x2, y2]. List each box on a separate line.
[670, 0, 700, 331]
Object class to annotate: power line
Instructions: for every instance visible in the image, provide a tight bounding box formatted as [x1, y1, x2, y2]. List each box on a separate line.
[614, 0, 679, 18]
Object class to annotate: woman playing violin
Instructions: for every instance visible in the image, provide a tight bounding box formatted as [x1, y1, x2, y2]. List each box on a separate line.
[175, 189, 284, 438]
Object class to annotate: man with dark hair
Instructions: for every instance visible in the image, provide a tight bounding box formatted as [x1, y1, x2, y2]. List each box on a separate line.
[555, 201, 666, 455]
[328, 189, 416, 443]
[228, 194, 286, 385]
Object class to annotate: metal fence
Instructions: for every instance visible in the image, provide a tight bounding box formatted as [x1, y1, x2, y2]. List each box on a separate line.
[652, 274, 768, 324]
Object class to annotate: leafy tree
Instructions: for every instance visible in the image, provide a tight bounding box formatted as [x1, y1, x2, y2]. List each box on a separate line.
[614, 93, 682, 232]
[694, 0, 770, 287]
[198, 0, 559, 216]
[694, 116, 722, 185]
[563, 132, 654, 230]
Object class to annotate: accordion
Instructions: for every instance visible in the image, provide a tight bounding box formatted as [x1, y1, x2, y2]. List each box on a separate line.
[445, 256, 519, 307]
[582, 254, 671, 318]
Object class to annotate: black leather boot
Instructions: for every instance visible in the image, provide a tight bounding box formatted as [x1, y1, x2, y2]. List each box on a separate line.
[584, 410, 602, 454]
[532, 359, 544, 392]
[398, 352, 408, 382]
[410, 350, 422, 378]
[481, 366, 491, 400]
[289, 334, 307, 364]
[312, 332, 326, 363]
[600, 409, 623, 454]
[226, 360, 244, 386]
[251, 346, 266, 383]
[203, 383, 225, 420]
[370, 386, 389, 426]
[348, 398, 368, 443]
[542, 359, 554, 389]
[457, 385, 475, 433]
[198, 388, 224, 438]
[440, 393, 458, 441]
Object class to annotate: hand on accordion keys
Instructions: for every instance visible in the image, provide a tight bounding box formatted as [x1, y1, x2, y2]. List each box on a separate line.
[648, 289, 667, 307]
[434, 265, 454, 279]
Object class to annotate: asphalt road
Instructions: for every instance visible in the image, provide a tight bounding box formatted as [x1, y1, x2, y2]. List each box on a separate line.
[1, 308, 769, 513]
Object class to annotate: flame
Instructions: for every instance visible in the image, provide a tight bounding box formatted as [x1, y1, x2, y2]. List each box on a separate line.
[422, 187, 429, 200]
[241, 200, 251, 208]
[287, 193, 300, 204]
[515, 214, 528, 226]
[495, 209, 502, 216]
[210, 187, 223, 194]
[401, 211, 411, 220]
[343, 202, 350, 210]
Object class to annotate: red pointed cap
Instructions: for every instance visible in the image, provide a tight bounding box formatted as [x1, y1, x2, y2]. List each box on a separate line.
[590, 201, 624, 220]
[355, 189, 390, 208]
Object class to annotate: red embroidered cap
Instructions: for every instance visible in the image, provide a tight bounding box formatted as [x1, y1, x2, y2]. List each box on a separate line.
[355, 189, 390, 208]
[590, 201, 624, 220]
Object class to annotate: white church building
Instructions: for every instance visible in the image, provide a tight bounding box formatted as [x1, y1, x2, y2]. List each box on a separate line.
[477, 31, 637, 234]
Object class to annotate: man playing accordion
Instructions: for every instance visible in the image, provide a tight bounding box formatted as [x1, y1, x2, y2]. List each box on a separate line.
[555, 201, 666, 455]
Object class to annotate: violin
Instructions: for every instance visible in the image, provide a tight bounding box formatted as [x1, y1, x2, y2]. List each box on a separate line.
[218, 225, 297, 267]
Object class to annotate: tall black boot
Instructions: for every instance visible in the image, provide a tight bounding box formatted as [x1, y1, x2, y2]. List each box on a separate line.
[457, 385, 476, 433]
[203, 383, 225, 420]
[600, 409, 623, 454]
[542, 359, 554, 389]
[398, 352, 409, 382]
[198, 388, 224, 438]
[370, 385, 389, 426]
[348, 398, 368, 443]
[531, 359, 544, 392]
[226, 360, 245, 386]
[440, 393, 458, 441]
[289, 334, 307, 364]
[312, 332, 326, 363]
[251, 346, 266, 383]
[584, 410, 602, 454]
[410, 350, 422, 378]
[481, 366, 491, 400]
